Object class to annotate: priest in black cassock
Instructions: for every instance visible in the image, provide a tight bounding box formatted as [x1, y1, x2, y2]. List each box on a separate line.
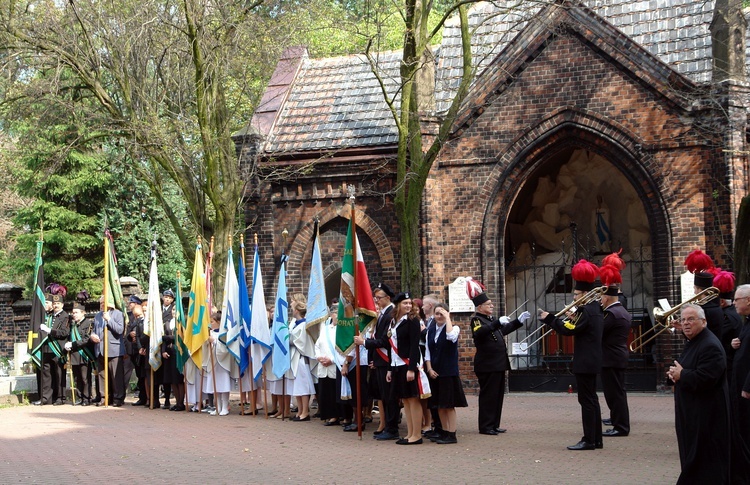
[667, 303, 730, 485]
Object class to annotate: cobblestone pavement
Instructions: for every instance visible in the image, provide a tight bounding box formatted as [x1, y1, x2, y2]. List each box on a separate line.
[0, 392, 680, 484]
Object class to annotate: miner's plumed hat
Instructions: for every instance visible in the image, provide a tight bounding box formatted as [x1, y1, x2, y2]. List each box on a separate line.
[599, 263, 622, 296]
[572, 259, 599, 291]
[72, 302, 86, 312]
[713, 271, 736, 300]
[466, 277, 490, 306]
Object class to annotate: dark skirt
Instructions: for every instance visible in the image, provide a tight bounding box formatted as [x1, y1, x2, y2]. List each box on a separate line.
[390, 365, 419, 400]
[317, 376, 339, 420]
[368, 367, 381, 400]
[429, 375, 468, 409]
[162, 353, 184, 385]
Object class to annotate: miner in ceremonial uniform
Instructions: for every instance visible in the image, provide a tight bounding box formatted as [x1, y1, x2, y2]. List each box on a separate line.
[713, 271, 742, 378]
[599, 258, 631, 438]
[93, 296, 126, 406]
[539, 260, 604, 450]
[64, 302, 97, 405]
[684, 250, 723, 341]
[667, 304, 730, 484]
[37, 291, 70, 405]
[467, 277, 529, 435]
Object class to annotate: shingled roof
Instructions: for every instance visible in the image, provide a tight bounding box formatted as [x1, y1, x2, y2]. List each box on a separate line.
[251, 0, 743, 155]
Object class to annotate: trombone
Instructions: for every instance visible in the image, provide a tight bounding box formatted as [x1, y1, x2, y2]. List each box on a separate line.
[518, 286, 607, 350]
[629, 286, 719, 352]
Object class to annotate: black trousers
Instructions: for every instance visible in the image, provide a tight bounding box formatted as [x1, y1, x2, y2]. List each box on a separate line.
[731, 394, 750, 484]
[97, 355, 125, 404]
[40, 353, 64, 403]
[375, 366, 399, 434]
[576, 373, 602, 444]
[601, 366, 630, 434]
[476, 370, 505, 432]
[72, 363, 92, 402]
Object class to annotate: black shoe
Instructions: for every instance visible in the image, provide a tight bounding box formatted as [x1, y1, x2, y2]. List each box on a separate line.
[567, 440, 596, 450]
[423, 429, 442, 440]
[494, 428, 507, 433]
[132, 400, 147, 406]
[324, 420, 341, 427]
[595, 441, 603, 449]
[602, 418, 612, 426]
[396, 438, 422, 445]
[151, 403, 162, 409]
[80, 401, 90, 406]
[112, 401, 124, 407]
[292, 415, 311, 422]
[343, 423, 363, 432]
[374, 431, 399, 441]
[32, 400, 47, 406]
[73, 400, 83, 406]
[479, 429, 499, 435]
[436, 432, 458, 444]
[91, 398, 101, 404]
[372, 429, 384, 435]
[173, 405, 186, 412]
[162, 402, 171, 409]
[52, 400, 63, 406]
[603, 429, 628, 437]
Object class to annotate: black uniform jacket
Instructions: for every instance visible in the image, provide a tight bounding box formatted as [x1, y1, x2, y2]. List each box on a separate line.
[602, 301, 631, 369]
[701, 298, 724, 342]
[543, 300, 603, 374]
[45, 311, 70, 354]
[386, 315, 421, 372]
[364, 303, 394, 367]
[70, 317, 96, 365]
[471, 312, 522, 373]
[732, 315, 750, 396]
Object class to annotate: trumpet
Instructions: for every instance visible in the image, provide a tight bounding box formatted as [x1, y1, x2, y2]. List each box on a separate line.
[518, 286, 608, 349]
[629, 286, 719, 352]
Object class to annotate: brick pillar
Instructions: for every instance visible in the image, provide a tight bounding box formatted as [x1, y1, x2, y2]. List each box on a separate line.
[0, 283, 24, 360]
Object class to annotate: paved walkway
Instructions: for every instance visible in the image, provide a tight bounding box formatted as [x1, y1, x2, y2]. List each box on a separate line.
[0, 392, 680, 484]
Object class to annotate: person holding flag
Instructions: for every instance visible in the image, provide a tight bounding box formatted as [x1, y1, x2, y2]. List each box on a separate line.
[161, 304, 185, 411]
[269, 253, 292, 419]
[28, 237, 52, 406]
[93, 295, 126, 407]
[143, 242, 164, 409]
[184, 241, 210, 411]
[289, 294, 316, 422]
[64, 301, 97, 406]
[39, 289, 70, 406]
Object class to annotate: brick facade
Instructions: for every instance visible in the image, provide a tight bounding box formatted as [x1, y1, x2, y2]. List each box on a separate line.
[240, 6, 747, 392]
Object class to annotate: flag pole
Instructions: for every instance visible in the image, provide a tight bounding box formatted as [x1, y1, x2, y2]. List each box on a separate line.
[235, 234, 245, 416]
[207, 237, 218, 413]
[177, 270, 189, 414]
[67, 351, 76, 405]
[347, 184, 363, 440]
[150, 240, 156, 410]
[281, 229, 289, 422]
[197, 236, 204, 413]
[103, 232, 109, 408]
[256, 232, 268, 419]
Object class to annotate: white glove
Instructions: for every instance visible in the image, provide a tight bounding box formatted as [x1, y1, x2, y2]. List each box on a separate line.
[518, 311, 531, 324]
[499, 316, 510, 325]
[40, 323, 51, 333]
[64, 342, 72, 351]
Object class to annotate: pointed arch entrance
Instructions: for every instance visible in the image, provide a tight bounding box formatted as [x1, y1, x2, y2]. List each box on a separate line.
[479, 111, 671, 391]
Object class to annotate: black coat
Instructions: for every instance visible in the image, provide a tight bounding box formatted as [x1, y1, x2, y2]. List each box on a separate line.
[601, 302, 631, 369]
[701, 298, 724, 342]
[364, 303, 394, 367]
[720, 305, 742, 372]
[732, 315, 750, 398]
[471, 312, 522, 373]
[673, 328, 730, 484]
[543, 300, 603, 374]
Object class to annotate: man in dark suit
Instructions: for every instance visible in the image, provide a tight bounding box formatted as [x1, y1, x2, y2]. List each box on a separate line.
[539, 259, 604, 450]
[93, 296, 126, 407]
[354, 282, 398, 440]
[37, 294, 70, 405]
[600, 283, 631, 437]
[667, 304, 730, 484]
[730, 284, 750, 483]
[65, 302, 96, 405]
[469, 282, 528, 436]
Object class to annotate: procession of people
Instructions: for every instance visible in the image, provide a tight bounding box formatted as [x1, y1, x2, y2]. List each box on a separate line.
[22, 234, 750, 483]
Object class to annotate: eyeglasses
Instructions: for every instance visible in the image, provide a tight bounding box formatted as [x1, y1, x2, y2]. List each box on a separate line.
[735, 296, 750, 303]
[680, 316, 703, 324]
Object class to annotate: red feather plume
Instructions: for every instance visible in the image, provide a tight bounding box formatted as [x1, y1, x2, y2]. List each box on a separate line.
[571, 259, 599, 284]
[713, 271, 735, 293]
[602, 249, 626, 271]
[684, 250, 714, 274]
[465, 277, 485, 299]
[599, 264, 623, 286]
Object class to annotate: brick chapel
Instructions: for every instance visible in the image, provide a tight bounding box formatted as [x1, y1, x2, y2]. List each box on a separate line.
[235, 0, 750, 391]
